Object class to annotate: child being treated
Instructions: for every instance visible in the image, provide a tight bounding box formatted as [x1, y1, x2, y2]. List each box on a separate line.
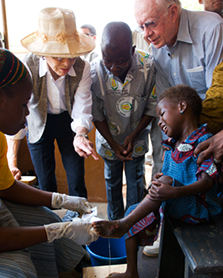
[92, 85, 221, 278]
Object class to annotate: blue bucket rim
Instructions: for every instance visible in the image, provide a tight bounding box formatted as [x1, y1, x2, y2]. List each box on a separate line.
[86, 244, 127, 261]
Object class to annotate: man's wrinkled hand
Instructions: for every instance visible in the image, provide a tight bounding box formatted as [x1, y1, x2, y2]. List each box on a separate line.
[194, 130, 223, 165]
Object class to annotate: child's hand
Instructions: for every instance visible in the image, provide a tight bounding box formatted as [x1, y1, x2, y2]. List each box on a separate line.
[158, 175, 173, 185]
[153, 172, 163, 181]
[148, 180, 175, 202]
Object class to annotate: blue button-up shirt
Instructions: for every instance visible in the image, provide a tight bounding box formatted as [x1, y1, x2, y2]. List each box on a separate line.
[152, 9, 223, 100]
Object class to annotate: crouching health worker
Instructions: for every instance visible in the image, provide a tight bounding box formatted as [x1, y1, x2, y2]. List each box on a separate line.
[0, 49, 98, 278]
[93, 85, 221, 278]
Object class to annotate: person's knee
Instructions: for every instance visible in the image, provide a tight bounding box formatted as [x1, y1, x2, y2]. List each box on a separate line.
[158, 175, 173, 185]
[40, 206, 62, 223]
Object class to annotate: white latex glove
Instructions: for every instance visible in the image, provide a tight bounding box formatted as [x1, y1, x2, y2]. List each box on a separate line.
[44, 218, 98, 245]
[51, 192, 91, 214]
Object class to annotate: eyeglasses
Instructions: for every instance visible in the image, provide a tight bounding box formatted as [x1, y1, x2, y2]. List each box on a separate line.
[103, 59, 130, 69]
[52, 57, 76, 62]
[138, 4, 172, 32]
[84, 33, 94, 37]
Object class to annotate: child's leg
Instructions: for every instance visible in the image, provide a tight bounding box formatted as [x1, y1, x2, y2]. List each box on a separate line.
[106, 235, 139, 278]
[157, 175, 173, 185]
[93, 196, 161, 238]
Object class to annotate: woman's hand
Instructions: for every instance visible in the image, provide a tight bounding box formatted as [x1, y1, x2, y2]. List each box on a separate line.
[73, 135, 98, 160]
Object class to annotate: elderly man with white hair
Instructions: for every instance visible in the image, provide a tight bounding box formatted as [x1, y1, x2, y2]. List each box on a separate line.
[134, 0, 223, 257]
[134, 0, 223, 101]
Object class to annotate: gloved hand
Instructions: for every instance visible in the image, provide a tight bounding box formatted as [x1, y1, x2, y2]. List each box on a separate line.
[51, 192, 91, 214]
[44, 218, 98, 245]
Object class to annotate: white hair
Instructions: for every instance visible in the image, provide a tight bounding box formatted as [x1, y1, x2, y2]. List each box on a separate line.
[134, 0, 181, 12]
[156, 0, 181, 10]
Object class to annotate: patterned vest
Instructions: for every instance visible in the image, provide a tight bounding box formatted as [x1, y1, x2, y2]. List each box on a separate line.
[25, 53, 85, 143]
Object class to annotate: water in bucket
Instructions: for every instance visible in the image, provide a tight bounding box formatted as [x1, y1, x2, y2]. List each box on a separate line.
[86, 236, 127, 266]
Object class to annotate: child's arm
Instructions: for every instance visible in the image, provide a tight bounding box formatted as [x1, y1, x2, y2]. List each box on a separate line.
[149, 172, 214, 202]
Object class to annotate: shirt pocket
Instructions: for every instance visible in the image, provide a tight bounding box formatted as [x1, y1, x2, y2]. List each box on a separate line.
[186, 66, 206, 93]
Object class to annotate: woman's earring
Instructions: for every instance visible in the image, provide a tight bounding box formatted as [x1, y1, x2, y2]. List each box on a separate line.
[180, 110, 184, 114]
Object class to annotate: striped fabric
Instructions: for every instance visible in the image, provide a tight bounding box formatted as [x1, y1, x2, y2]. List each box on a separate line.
[0, 199, 85, 278]
[125, 203, 163, 247]
[0, 49, 28, 89]
[0, 251, 37, 278]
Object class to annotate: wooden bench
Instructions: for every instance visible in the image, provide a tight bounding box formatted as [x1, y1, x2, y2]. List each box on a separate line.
[157, 209, 223, 278]
[20, 175, 37, 186]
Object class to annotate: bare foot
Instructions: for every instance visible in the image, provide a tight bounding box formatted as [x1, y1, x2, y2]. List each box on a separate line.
[92, 219, 129, 238]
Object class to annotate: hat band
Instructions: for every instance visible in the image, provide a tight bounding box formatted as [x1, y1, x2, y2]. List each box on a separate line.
[36, 30, 80, 44]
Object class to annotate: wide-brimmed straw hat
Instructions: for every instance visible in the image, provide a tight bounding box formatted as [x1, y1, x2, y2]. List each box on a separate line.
[21, 7, 95, 58]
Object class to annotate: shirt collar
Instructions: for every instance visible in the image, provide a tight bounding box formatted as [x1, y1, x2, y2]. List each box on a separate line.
[162, 124, 208, 149]
[175, 9, 193, 44]
[39, 57, 76, 78]
[162, 9, 193, 52]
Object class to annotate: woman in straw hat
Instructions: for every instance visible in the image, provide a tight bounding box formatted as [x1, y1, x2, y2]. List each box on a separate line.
[0, 48, 98, 277]
[7, 7, 98, 196]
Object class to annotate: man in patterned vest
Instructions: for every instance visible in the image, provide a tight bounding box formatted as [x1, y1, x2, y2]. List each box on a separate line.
[91, 22, 156, 220]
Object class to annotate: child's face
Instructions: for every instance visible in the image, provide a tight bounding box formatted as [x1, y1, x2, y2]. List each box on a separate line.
[156, 97, 182, 138]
